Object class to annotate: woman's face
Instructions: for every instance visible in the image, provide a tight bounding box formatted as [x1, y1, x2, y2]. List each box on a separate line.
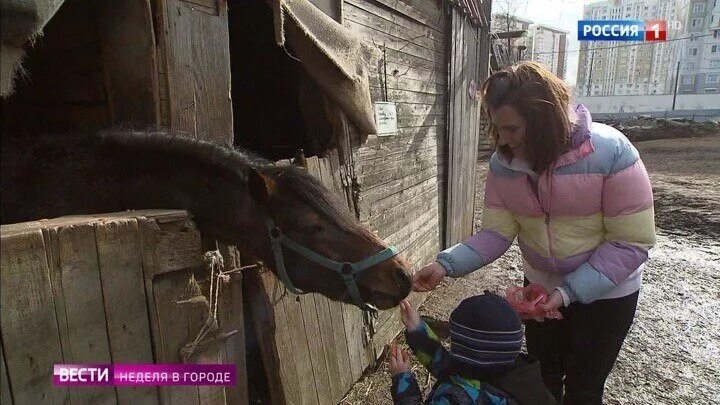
[490, 105, 527, 160]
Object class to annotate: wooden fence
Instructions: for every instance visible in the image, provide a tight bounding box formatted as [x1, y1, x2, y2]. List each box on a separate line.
[0, 211, 247, 404]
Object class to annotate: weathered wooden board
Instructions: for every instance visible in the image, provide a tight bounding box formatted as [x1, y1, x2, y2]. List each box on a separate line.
[249, 268, 302, 405]
[55, 224, 116, 404]
[0, 230, 68, 404]
[155, 0, 233, 145]
[1, 210, 245, 405]
[446, 11, 483, 247]
[95, 219, 157, 402]
[345, 0, 444, 43]
[0, 337, 11, 405]
[344, 3, 444, 51]
[366, 0, 445, 30]
[97, 0, 159, 128]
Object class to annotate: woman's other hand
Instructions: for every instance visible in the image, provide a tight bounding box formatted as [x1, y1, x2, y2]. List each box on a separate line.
[539, 290, 564, 313]
[412, 261, 447, 292]
[399, 299, 421, 331]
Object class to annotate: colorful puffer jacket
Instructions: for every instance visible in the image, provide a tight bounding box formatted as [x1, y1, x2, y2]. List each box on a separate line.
[437, 105, 656, 304]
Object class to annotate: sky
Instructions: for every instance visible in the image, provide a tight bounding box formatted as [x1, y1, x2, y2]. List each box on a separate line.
[493, 0, 598, 85]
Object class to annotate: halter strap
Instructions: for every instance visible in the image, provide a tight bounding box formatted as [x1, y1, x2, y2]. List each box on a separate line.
[265, 219, 399, 311]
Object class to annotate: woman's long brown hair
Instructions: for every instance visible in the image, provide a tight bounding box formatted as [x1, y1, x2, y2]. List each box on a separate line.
[480, 62, 573, 173]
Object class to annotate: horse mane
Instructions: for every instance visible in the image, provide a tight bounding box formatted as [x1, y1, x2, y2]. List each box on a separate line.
[96, 129, 379, 243]
[266, 164, 379, 243]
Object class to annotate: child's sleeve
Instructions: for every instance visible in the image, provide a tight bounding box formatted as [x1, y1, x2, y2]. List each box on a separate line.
[390, 372, 422, 404]
[405, 320, 451, 378]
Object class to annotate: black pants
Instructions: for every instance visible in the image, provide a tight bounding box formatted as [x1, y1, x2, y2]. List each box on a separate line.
[524, 288, 639, 405]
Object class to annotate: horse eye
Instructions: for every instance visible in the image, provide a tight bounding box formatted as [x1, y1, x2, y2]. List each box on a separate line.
[308, 224, 324, 234]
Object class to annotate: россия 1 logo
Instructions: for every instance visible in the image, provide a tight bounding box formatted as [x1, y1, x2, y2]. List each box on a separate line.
[578, 20, 667, 41]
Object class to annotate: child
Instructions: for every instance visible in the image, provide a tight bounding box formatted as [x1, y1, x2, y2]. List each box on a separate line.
[388, 292, 556, 404]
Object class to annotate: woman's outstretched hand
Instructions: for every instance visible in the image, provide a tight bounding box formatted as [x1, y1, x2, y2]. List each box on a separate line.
[412, 261, 447, 292]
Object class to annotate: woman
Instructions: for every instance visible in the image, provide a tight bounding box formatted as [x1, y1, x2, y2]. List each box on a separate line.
[413, 62, 655, 404]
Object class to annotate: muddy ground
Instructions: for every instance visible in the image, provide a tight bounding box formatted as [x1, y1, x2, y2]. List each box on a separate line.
[344, 135, 720, 404]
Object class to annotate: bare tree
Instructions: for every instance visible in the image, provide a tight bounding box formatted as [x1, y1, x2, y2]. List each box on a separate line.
[491, 0, 529, 69]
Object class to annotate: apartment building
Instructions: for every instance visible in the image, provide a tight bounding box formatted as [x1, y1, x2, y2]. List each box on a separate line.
[677, 0, 720, 93]
[530, 24, 569, 79]
[576, 0, 683, 96]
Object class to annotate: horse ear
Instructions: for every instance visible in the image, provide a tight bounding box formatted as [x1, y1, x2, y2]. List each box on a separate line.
[247, 169, 276, 205]
[292, 148, 308, 169]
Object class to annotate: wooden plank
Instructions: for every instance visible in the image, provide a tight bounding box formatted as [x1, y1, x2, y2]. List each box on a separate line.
[357, 166, 438, 206]
[137, 216, 197, 404]
[0, 337, 11, 405]
[42, 227, 73, 379]
[370, 86, 444, 105]
[370, 74, 445, 95]
[357, 151, 441, 189]
[345, 0, 444, 43]
[152, 270, 201, 404]
[254, 268, 302, 405]
[357, 145, 438, 175]
[356, 131, 438, 162]
[360, 175, 438, 220]
[192, 296, 227, 405]
[356, 144, 440, 177]
[299, 293, 332, 405]
[94, 219, 157, 403]
[97, 0, 160, 128]
[372, 60, 445, 85]
[160, 0, 233, 145]
[344, 3, 444, 52]
[55, 224, 116, 404]
[384, 202, 440, 247]
[217, 244, 247, 405]
[402, 222, 441, 265]
[358, 125, 442, 150]
[341, 303, 367, 382]
[398, 0, 443, 22]
[346, 19, 442, 65]
[153, 225, 203, 276]
[0, 231, 68, 404]
[314, 297, 344, 403]
[282, 293, 318, 404]
[327, 299, 353, 397]
[370, 47, 446, 79]
[445, 11, 461, 248]
[367, 0, 445, 31]
[368, 190, 437, 245]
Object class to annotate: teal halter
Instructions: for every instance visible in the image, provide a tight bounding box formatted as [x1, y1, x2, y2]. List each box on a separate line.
[266, 219, 399, 312]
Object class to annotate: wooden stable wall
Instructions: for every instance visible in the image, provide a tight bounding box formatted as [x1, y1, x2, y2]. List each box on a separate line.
[343, 0, 448, 352]
[0, 211, 247, 404]
[246, 153, 373, 405]
[152, 0, 233, 145]
[445, 5, 490, 247]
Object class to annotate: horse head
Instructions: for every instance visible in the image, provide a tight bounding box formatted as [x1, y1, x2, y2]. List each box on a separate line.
[242, 163, 412, 310]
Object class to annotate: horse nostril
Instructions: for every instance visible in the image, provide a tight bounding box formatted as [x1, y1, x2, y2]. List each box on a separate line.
[394, 267, 412, 292]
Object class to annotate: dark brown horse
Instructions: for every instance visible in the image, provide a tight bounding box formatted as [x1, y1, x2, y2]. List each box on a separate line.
[0, 129, 412, 309]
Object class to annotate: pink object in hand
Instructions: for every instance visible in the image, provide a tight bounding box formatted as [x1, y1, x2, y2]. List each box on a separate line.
[506, 283, 563, 321]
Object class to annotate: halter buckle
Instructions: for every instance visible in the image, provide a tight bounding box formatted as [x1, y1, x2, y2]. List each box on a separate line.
[341, 262, 354, 276]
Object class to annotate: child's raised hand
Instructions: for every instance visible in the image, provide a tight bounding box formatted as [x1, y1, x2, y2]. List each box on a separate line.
[399, 299, 421, 331]
[388, 342, 411, 376]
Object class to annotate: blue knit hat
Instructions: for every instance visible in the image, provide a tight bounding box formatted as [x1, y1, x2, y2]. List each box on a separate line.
[449, 291, 523, 375]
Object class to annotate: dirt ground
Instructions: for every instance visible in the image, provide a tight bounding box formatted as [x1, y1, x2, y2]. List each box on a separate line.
[344, 135, 720, 404]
